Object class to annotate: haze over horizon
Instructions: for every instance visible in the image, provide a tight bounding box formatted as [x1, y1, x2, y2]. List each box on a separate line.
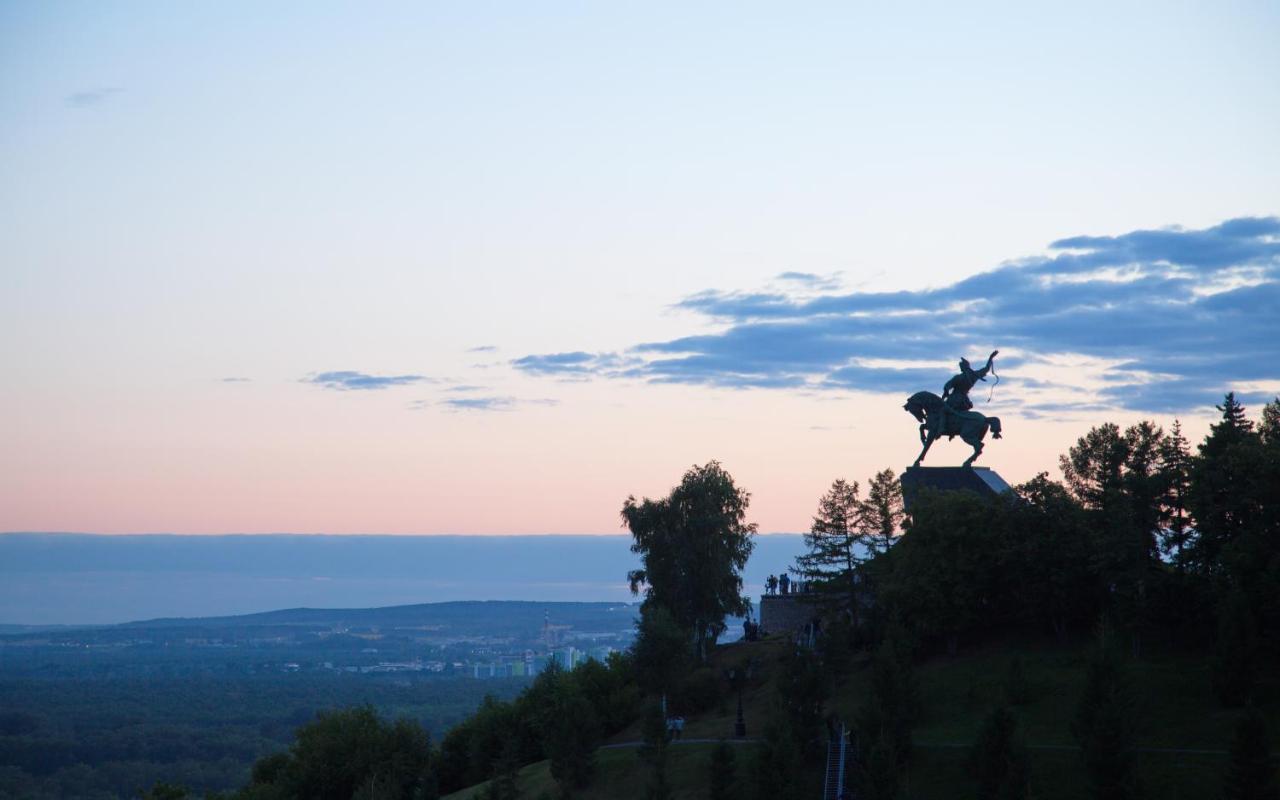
[3, 3, 1278, 536]
[0, 532, 812, 625]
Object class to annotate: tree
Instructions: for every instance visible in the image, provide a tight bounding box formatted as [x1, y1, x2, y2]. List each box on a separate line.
[876, 490, 1004, 654]
[861, 469, 905, 555]
[1223, 707, 1279, 800]
[1061, 421, 1169, 656]
[968, 706, 1029, 800]
[775, 645, 829, 759]
[539, 676, 601, 796]
[857, 732, 900, 800]
[1010, 474, 1095, 639]
[479, 739, 520, 800]
[795, 478, 867, 626]
[1071, 623, 1137, 800]
[623, 461, 757, 661]
[637, 702, 671, 800]
[751, 710, 803, 800]
[856, 621, 917, 769]
[137, 784, 190, 800]
[1213, 587, 1260, 708]
[631, 605, 690, 712]
[707, 740, 736, 800]
[1189, 393, 1265, 575]
[244, 706, 433, 800]
[1158, 420, 1195, 568]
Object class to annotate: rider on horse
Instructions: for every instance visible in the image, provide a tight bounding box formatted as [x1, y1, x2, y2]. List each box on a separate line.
[940, 350, 1001, 439]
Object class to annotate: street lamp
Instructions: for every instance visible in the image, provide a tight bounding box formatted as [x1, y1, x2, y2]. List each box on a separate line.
[725, 659, 754, 738]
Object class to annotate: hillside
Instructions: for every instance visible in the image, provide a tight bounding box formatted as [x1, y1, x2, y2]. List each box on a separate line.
[445, 633, 1279, 800]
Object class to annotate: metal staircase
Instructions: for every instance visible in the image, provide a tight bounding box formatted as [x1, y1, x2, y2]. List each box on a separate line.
[822, 722, 851, 799]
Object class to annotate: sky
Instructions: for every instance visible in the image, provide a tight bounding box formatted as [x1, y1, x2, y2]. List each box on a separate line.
[2, 2, 1278, 535]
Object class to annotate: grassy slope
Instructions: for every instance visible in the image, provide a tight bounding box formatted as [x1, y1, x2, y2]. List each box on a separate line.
[446, 634, 1278, 799]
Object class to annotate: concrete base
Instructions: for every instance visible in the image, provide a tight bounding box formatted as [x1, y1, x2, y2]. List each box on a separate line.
[899, 465, 1014, 511]
[758, 593, 820, 635]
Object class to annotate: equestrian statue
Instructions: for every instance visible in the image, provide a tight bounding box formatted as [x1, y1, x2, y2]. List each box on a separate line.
[903, 350, 1003, 467]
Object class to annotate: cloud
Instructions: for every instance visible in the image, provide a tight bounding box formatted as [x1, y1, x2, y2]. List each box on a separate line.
[443, 396, 517, 411]
[440, 396, 558, 412]
[776, 271, 842, 290]
[303, 371, 430, 391]
[467, 345, 498, 353]
[509, 351, 634, 378]
[65, 87, 123, 108]
[220, 377, 251, 383]
[514, 217, 1280, 413]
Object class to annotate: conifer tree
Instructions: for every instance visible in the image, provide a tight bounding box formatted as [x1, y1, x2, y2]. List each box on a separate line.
[1061, 422, 1168, 656]
[1004, 657, 1030, 706]
[794, 478, 866, 616]
[968, 706, 1029, 800]
[1213, 587, 1260, 708]
[857, 731, 901, 800]
[1158, 419, 1195, 568]
[751, 711, 803, 800]
[1072, 622, 1137, 800]
[861, 469, 905, 555]
[480, 740, 520, 800]
[1189, 393, 1265, 574]
[1224, 707, 1279, 800]
[857, 621, 917, 768]
[1260, 397, 1280, 447]
[707, 739, 736, 800]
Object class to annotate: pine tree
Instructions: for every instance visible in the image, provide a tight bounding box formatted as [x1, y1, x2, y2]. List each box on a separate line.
[1260, 397, 1280, 447]
[480, 740, 520, 800]
[861, 469, 906, 555]
[751, 711, 803, 800]
[1004, 657, 1030, 706]
[1072, 622, 1137, 800]
[1224, 707, 1279, 800]
[968, 706, 1029, 800]
[856, 621, 917, 768]
[1189, 393, 1265, 574]
[707, 739, 736, 800]
[1213, 587, 1260, 708]
[1158, 420, 1194, 569]
[794, 478, 866, 617]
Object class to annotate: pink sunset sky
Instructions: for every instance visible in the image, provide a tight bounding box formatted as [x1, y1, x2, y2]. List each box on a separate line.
[2, 3, 1277, 535]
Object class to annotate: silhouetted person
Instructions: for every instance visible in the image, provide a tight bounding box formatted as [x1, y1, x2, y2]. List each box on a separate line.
[780, 574, 790, 595]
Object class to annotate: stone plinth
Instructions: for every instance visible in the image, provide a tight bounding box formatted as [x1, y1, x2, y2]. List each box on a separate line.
[899, 465, 1014, 511]
[759, 593, 820, 635]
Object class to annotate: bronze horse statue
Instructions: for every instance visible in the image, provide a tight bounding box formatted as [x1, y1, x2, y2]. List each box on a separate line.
[903, 391, 1002, 467]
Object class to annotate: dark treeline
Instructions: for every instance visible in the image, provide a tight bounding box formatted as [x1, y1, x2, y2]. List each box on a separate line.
[868, 393, 1279, 671]
[809, 393, 1279, 800]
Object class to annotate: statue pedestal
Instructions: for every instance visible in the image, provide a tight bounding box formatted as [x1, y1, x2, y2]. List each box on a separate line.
[899, 466, 1014, 511]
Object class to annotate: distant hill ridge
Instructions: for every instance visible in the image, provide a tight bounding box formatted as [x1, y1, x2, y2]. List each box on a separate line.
[122, 600, 639, 630]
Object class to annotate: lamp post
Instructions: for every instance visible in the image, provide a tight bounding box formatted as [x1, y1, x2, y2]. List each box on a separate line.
[726, 659, 753, 738]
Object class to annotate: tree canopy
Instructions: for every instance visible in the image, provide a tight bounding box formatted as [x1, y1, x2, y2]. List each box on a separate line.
[622, 461, 757, 661]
